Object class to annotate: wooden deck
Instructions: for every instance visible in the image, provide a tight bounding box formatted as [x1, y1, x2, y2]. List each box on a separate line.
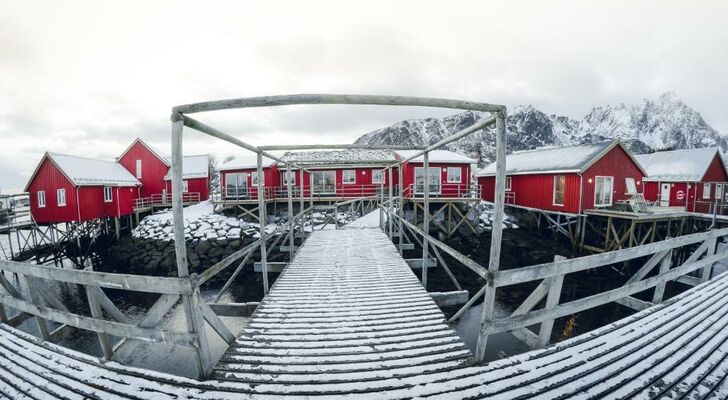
[0, 227, 727, 398]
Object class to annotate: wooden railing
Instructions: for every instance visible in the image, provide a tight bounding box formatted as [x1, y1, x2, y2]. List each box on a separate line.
[402, 183, 481, 199]
[0, 205, 314, 378]
[134, 192, 201, 210]
[381, 201, 728, 360]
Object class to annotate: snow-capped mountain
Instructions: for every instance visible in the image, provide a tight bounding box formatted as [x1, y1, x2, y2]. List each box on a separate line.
[354, 92, 727, 164]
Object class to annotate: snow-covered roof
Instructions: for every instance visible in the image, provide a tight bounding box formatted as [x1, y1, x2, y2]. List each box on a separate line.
[28, 153, 141, 189]
[218, 154, 277, 171]
[395, 150, 475, 164]
[164, 155, 210, 180]
[280, 149, 398, 166]
[635, 148, 723, 182]
[476, 141, 623, 176]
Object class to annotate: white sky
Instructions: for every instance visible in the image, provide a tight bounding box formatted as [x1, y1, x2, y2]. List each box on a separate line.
[1, 0, 727, 192]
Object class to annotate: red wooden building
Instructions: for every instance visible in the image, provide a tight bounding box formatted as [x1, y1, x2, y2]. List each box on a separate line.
[117, 138, 210, 202]
[395, 150, 476, 199]
[218, 154, 279, 200]
[277, 149, 399, 199]
[25, 153, 141, 224]
[635, 148, 728, 213]
[477, 140, 646, 214]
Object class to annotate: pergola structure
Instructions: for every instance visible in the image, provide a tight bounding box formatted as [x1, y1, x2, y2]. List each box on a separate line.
[169, 94, 507, 371]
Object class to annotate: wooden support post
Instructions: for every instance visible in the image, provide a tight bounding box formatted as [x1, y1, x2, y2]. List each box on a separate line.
[538, 255, 565, 347]
[652, 249, 673, 303]
[24, 276, 50, 340]
[475, 110, 507, 362]
[85, 285, 113, 360]
[257, 152, 269, 294]
[170, 114, 211, 379]
[114, 217, 120, 240]
[299, 169, 304, 234]
[388, 167, 394, 240]
[286, 163, 294, 260]
[701, 235, 717, 282]
[398, 166, 404, 256]
[422, 152, 430, 289]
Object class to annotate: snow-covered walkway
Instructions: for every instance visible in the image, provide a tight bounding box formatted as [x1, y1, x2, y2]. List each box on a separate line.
[0, 228, 727, 398]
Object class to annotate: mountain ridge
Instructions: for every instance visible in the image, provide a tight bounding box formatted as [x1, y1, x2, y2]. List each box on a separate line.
[354, 92, 727, 165]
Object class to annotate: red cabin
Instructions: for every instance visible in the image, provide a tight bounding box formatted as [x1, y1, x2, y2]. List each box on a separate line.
[219, 154, 279, 200]
[635, 148, 728, 213]
[477, 141, 647, 214]
[25, 153, 141, 224]
[117, 138, 210, 203]
[278, 149, 399, 199]
[395, 150, 475, 199]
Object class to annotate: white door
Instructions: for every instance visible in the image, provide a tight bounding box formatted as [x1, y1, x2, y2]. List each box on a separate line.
[660, 183, 670, 207]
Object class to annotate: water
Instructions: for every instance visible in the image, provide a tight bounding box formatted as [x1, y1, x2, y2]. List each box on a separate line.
[453, 301, 531, 361]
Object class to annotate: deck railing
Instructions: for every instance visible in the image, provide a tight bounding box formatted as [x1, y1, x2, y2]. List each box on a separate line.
[402, 183, 480, 199]
[134, 192, 201, 210]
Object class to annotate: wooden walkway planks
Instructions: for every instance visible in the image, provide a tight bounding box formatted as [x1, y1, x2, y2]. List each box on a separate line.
[0, 227, 726, 398]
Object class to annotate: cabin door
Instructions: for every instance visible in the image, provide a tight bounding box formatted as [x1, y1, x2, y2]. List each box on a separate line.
[660, 183, 671, 207]
[414, 167, 441, 195]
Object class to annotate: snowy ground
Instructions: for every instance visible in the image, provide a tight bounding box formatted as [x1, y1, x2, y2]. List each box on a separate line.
[343, 209, 382, 229]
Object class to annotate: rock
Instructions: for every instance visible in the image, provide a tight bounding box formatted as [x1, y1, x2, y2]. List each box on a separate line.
[195, 240, 212, 254]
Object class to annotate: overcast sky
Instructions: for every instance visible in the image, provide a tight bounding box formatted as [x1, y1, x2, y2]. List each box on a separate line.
[1, 0, 727, 192]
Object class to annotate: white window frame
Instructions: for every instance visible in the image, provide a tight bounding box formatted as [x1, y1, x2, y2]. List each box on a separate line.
[716, 184, 723, 200]
[182, 180, 189, 193]
[594, 176, 614, 207]
[135, 159, 142, 178]
[251, 172, 264, 186]
[372, 170, 384, 184]
[342, 170, 356, 185]
[104, 187, 113, 203]
[283, 171, 296, 186]
[446, 167, 462, 183]
[703, 183, 711, 199]
[553, 175, 566, 206]
[56, 188, 66, 207]
[37, 191, 46, 208]
[505, 176, 512, 191]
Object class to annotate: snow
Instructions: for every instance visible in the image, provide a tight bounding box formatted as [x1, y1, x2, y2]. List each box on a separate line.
[163, 155, 209, 180]
[395, 150, 475, 164]
[476, 141, 615, 176]
[147, 201, 214, 223]
[218, 154, 277, 171]
[46, 153, 141, 186]
[635, 147, 720, 182]
[342, 209, 381, 229]
[281, 149, 397, 165]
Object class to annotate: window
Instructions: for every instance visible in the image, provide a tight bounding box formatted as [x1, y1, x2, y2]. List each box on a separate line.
[56, 188, 66, 207]
[372, 170, 384, 184]
[625, 177, 637, 194]
[104, 187, 113, 202]
[594, 176, 614, 207]
[182, 180, 189, 193]
[553, 175, 566, 206]
[717, 184, 724, 200]
[414, 167, 441, 194]
[446, 167, 462, 183]
[37, 191, 46, 208]
[251, 172, 264, 186]
[283, 171, 296, 186]
[135, 160, 142, 178]
[225, 172, 248, 199]
[342, 170, 356, 184]
[703, 183, 712, 199]
[505, 176, 512, 191]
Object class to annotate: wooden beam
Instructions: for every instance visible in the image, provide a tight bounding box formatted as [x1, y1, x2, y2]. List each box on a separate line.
[253, 262, 288, 273]
[429, 291, 469, 307]
[199, 300, 235, 344]
[405, 258, 437, 269]
[615, 296, 654, 311]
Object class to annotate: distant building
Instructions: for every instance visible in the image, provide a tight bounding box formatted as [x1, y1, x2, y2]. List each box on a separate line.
[396, 150, 475, 199]
[477, 140, 646, 214]
[635, 148, 728, 213]
[25, 153, 141, 223]
[218, 154, 279, 200]
[117, 138, 210, 202]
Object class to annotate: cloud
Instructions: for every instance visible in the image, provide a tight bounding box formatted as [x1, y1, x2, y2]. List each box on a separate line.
[1, 0, 728, 192]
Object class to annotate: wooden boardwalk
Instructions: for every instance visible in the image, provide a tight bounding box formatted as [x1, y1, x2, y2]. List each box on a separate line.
[0, 227, 727, 398]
